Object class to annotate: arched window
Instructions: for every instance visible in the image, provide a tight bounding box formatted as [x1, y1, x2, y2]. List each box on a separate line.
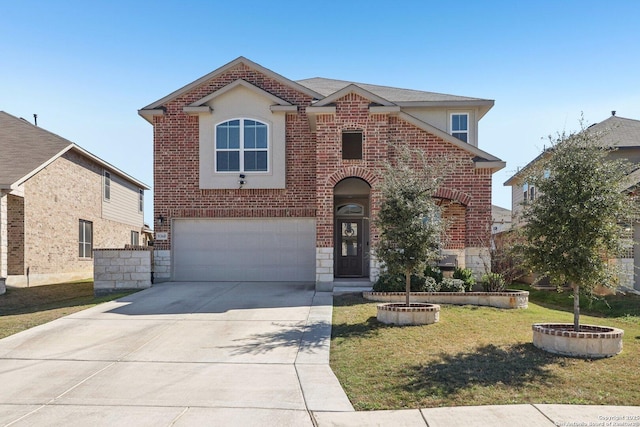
[216, 119, 268, 172]
[336, 203, 364, 216]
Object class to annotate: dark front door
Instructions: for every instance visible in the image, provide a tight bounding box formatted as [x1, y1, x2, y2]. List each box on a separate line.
[336, 219, 363, 277]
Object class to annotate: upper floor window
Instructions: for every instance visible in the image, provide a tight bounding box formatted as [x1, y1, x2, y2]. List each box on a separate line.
[103, 171, 111, 200]
[450, 113, 468, 143]
[523, 182, 536, 203]
[138, 189, 144, 212]
[342, 131, 363, 159]
[215, 119, 268, 172]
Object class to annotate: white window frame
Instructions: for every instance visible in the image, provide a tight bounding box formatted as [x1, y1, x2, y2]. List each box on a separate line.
[103, 170, 111, 201]
[138, 189, 144, 212]
[131, 230, 140, 246]
[79, 219, 93, 258]
[214, 118, 270, 173]
[450, 113, 469, 143]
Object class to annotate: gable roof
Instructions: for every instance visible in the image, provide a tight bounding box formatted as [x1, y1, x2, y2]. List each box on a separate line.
[297, 77, 494, 115]
[504, 115, 640, 186]
[0, 111, 149, 190]
[139, 56, 323, 120]
[586, 115, 640, 148]
[137, 57, 504, 171]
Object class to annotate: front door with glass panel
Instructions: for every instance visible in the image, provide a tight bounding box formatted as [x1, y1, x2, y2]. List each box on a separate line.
[336, 219, 363, 277]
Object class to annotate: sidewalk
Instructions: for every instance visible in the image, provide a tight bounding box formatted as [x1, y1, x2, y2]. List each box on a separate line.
[312, 404, 640, 426]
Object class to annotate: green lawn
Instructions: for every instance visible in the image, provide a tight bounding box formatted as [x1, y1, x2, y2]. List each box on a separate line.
[330, 287, 640, 410]
[0, 281, 136, 339]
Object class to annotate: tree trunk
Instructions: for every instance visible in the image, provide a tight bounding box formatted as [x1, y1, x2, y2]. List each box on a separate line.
[405, 269, 411, 306]
[573, 284, 580, 332]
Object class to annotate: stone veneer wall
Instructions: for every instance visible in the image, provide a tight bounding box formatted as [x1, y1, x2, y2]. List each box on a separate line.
[94, 248, 152, 296]
[153, 249, 171, 282]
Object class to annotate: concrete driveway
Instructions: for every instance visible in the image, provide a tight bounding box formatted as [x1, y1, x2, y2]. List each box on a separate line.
[0, 282, 352, 426]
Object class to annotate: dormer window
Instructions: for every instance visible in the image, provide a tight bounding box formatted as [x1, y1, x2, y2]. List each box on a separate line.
[215, 119, 268, 172]
[450, 113, 469, 143]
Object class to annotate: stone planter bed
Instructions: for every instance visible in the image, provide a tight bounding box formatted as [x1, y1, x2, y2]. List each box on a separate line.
[364, 290, 529, 309]
[376, 303, 440, 325]
[532, 323, 624, 358]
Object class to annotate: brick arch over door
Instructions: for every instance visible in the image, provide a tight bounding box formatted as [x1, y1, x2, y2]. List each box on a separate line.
[316, 167, 379, 248]
[326, 166, 379, 188]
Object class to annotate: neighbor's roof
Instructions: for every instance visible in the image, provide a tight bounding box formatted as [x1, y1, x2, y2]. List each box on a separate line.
[587, 115, 640, 148]
[0, 111, 149, 190]
[504, 115, 640, 186]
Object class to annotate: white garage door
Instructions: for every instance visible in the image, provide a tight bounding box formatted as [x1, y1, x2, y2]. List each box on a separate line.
[172, 218, 316, 282]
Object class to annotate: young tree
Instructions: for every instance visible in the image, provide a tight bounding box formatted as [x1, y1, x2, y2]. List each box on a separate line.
[375, 147, 448, 306]
[521, 120, 635, 331]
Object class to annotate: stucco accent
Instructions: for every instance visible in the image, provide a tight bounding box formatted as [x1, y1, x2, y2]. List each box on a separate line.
[198, 83, 286, 189]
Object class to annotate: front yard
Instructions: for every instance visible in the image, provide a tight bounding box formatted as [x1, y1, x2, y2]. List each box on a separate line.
[0, 281, 135, 340]
[330, 287, 640, 410]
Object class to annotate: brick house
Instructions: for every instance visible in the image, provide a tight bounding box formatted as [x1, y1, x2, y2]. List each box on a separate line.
[139, 57, 505, 290]
[504, 114, 640, 291]
[0, 111, 150, 287]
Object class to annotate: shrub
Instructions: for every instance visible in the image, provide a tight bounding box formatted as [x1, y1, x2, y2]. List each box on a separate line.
[440, 278, 466, 293]
[424, 265, 443, 284]
[373, 273, 427, 292]
[453, 267, 476, 292]
[481, 272, 506, 292]
[423, 276, 440, 292]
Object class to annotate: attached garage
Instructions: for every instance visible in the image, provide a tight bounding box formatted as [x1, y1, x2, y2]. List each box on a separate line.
[172, 218, 316, 282]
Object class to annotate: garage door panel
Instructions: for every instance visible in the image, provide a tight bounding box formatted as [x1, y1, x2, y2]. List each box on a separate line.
[173, 219, 316, 282]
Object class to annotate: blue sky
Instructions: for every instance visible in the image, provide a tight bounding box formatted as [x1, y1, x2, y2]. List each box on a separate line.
[2, 1, 639, 226]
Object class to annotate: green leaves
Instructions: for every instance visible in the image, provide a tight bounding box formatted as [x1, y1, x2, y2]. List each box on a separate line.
[375, 146, 448, 280]
[521, 118, 636, 298]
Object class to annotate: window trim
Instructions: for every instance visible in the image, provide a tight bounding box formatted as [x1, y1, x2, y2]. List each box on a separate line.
[131, 230, 140, 246]
[214, 118, 270, 173]
[103, 170, 111, 201]
[79, 219, 93, 259]
[138, 189, 144, 212]
[450, 113, 469, 143]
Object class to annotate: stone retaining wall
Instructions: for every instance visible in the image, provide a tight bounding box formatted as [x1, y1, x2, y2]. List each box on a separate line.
[364, 290, 529, 309]
[532, 323, 624, 358]
[93, 248, 152, 296]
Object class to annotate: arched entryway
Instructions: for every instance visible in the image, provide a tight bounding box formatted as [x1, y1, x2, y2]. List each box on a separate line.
[334, 177, 371, 278]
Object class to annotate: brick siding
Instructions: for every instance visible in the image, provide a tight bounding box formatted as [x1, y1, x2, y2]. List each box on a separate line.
[151, 64, 493, 265]
[8, 151, 142, 286]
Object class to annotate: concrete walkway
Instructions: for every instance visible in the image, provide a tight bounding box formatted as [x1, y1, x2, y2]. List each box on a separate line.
[0, 282, 638, 426]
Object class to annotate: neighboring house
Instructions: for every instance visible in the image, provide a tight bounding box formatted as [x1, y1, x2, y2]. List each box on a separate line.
[491, 205, 512, 235]
[139, 57, 505, 289]
[0, 111, 150, 287]
[504, 113, 640, 290]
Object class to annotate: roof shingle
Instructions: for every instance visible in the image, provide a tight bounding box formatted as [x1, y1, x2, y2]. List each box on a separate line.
[0, 111, 73, 187]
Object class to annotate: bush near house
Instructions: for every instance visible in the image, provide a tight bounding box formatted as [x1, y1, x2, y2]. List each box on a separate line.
[374, 266, 494, 293]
